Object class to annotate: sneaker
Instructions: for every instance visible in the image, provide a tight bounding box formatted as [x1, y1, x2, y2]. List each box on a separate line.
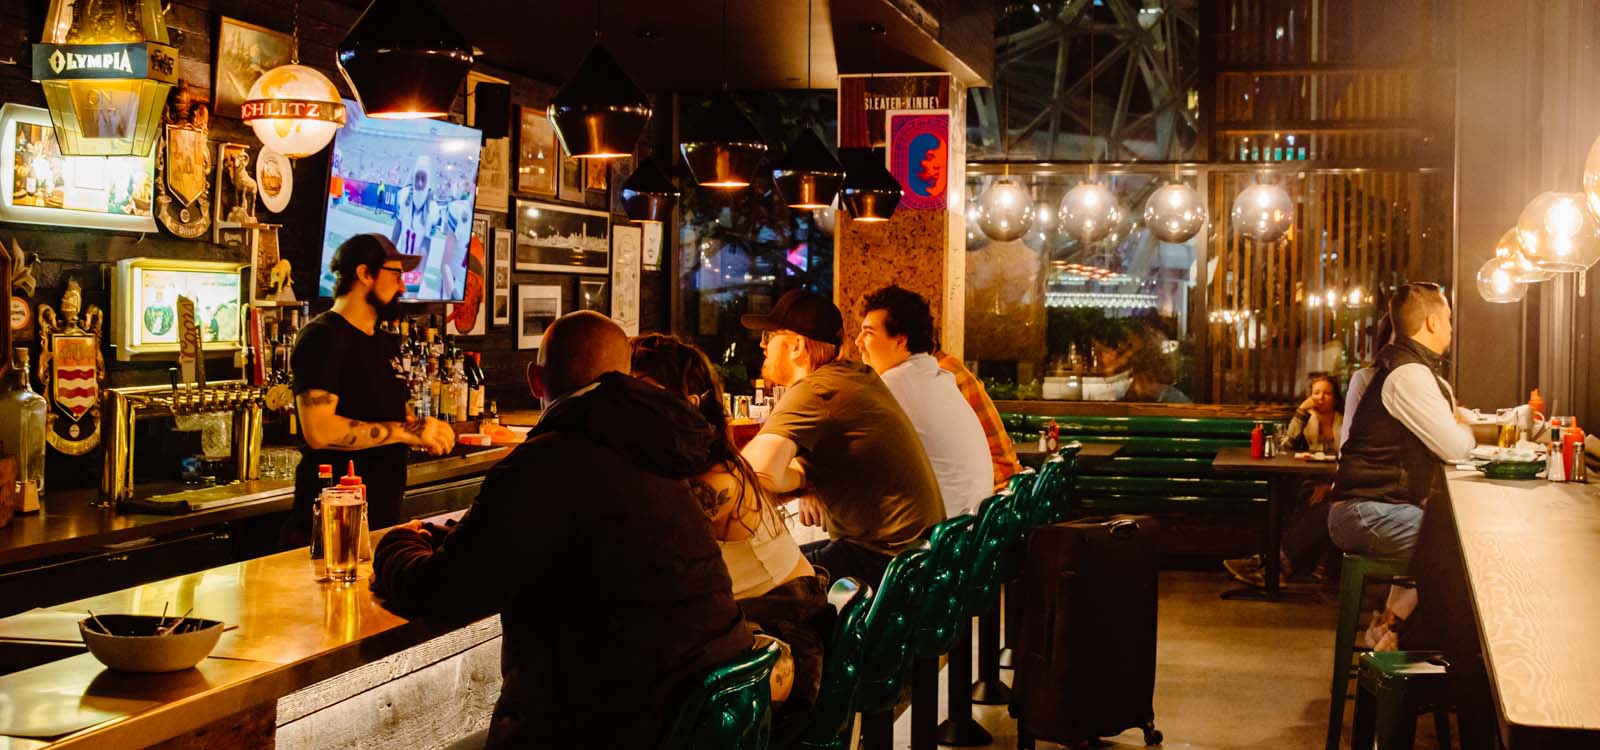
[1223, 555, 1266, 588]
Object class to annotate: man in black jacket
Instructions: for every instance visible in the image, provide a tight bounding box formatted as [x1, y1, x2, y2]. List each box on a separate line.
[372, 311, 752, 749]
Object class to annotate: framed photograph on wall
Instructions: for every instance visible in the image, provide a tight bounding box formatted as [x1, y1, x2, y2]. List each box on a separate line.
[579, 279, 608, 312]
[516, 107, 558, 197]
[0, 103, 157, 232]
[247, 225, 292, 305]
[610, 223, 641, 336]
[469, 72, 511, 212]
[445, 214, 490, 336]
[492, 228, 512, 325]
[641, 221, 663, 270]
[558, 153, 584, 203]
[513, 199, 610, 274]
[516, 284, 563, 350]
[608, 156, 634, 215]
[214, 17, 293, 119]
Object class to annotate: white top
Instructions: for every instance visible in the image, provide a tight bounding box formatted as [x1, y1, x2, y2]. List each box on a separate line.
[878, 353, 994, 516]
[1379, 362, 1476, 462]
[1341, 367, 1375, 448]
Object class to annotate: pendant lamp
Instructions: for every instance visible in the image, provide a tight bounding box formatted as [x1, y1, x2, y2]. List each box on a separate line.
[620, 157, 678, 223]
[1515, 191, 1598, 273]
[681, 93, 767, 188]
[1060, 181, 1121, 242]
[771, 0, 844, 209]
[31, 0, 175, 156]
[840, 148, 902, 223]
[549, 43, 651, 159]
[242, 0, 346, 159]
[338, 0, 473, 120]
[1476, 245, 1527, 304]
[1232, 183, 1293, 242]
[1143, 181, 1207, 243]
[976, 179, 1034, 241]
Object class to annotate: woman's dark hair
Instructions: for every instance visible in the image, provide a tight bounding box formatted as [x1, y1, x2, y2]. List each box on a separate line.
[1308, 373, 1344, 413]
[861, 285, 937, 355]
[629, 333, 767, 531]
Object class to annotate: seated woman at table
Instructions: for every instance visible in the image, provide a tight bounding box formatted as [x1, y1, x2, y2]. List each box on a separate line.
[630, 333, 832, 718]
[1224, 374, 1345, 589]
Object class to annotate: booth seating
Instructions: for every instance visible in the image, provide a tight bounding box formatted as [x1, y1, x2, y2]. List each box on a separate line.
[1004, 414, 1272, 517]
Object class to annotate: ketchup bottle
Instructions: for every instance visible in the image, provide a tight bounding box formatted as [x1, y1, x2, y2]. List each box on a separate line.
[341, 461, 372, 560]
[1251, 423, 1265, 459]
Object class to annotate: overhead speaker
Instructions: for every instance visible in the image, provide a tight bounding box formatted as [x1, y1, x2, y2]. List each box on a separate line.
[474, 82, 511, 140]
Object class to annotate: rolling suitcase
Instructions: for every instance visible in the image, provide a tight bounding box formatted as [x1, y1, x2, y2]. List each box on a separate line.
[1010, 515, 1162, 748]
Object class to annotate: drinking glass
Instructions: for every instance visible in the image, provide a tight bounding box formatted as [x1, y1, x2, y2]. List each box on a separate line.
[321, 488, 365, 582]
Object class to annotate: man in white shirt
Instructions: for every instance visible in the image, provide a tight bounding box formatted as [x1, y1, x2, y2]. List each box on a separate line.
[855, 286, 993, 517]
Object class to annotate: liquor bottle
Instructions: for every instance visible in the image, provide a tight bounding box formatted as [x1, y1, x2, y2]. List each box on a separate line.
[436, 357, 455, 423]
[451, 355, 468, 423]
[0, 348, 47, 501]
[466, 352, 485, 420]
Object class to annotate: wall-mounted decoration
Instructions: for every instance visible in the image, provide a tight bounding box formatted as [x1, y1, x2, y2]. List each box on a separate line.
[579, 279, 607, 312]
[213, 142, 257, 246]
[514, 199, 609, 274]
[468, 72, 510, 212]
[516, 284, 562, 350]
[491, 228, 512, 325]
[608, 155, 633, 215]
[641, 221, 663, 270]
[0, 103, 156, 232]
[516, 107, 557, 197]
[558, 153, 584, 203]
[214, 17, 293, 120]
[585, 159, 608, 192]
[156, 122, 210, 238]
[885, 110, 949, 212]
[37, 279, 104, 455]
[836, 73, 951, 149]
[248, 225, 294, 305]
[610, 223, 641, 336]
[31, 0, 177, 157]
[446, 214, 489, 336]
[112, 257, 246, 361]
[7, 238, 39, 339]
[255, 148, 292, 213]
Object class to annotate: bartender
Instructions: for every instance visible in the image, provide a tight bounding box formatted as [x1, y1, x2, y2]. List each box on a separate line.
[282, 233, 455, 545]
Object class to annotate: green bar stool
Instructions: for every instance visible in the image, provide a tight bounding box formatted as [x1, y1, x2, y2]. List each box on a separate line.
[1326, 554, 1412, 750]
[1350, 651, 1454, 750]
[658, 635, 787, 750]
[786, 578, 876, 750]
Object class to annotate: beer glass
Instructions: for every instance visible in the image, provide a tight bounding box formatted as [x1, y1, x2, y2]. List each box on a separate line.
[1497, 423, 1519, 449]
[321, 488, 365, 582]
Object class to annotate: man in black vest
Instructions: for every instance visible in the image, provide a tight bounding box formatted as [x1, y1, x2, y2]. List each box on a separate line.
[1326, 282, 1474, 646]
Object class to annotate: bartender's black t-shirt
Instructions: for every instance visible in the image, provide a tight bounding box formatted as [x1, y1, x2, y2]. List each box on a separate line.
[286, 311, 410, 540]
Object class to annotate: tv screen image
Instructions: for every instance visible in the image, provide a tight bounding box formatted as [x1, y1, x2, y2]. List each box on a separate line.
[318, 100, 482, 302]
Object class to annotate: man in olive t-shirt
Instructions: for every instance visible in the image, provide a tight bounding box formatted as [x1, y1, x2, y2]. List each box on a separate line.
[740, 290, 945, 587]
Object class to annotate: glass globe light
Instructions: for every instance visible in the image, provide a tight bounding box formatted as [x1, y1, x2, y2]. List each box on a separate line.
[1143, 182, 1207, 243]
[1493, 227, 1554, 283]
[1583, 134, 1600, 221]
[976, 178, 1035, 241]
[1231, 183, 1293, 242]
[1516, 191, 1598, 273]
[242, 64, 347, 159]
[1476, 252, 1526, 304]
[1059, 181, 1122, 242]
[813, 194, 838, 236]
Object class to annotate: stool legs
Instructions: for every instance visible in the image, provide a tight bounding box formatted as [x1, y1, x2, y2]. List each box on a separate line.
[935, 619, 991, 747]
[860, 709, 894, 750]
[911, 656, 939, 750]
[1432, 709, 1452, 750]
[1351, 681, 1377, 750]
[971, 605, 1011, 704]
[999, 582, 1019, 669]
[1328, 558, 1368, 749]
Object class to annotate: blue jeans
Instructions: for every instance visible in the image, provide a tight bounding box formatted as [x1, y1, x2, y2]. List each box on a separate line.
[800, 538, 892, 589]
[1327, 500, 1424, 558]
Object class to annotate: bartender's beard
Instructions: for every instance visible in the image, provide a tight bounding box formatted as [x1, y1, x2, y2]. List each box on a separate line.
[367, 288, 403, 322]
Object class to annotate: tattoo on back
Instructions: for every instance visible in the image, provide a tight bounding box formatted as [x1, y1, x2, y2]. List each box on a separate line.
[688, 479, 731, 518]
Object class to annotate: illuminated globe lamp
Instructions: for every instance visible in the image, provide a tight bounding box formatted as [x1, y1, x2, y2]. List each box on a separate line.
[1516, 191, 1599, 273]
[1476, 249, 1527, 304]
[241, 65, 347, 159]
[30, 0, 177, 156]
[1143, 182, 1207, 243]
[1584, 133, 1600, 222]
[1231, 183, 1294, 242]
[1059, 181, 1122, 242]
[1493, 227, 1554, 283]
[975, 178, 1034, 241]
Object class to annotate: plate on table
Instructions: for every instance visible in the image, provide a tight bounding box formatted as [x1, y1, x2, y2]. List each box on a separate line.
[1476, 460, 1544, 480]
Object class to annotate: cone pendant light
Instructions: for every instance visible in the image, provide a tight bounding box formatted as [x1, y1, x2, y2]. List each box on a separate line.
[681, 0, 767, 188]
[840, 148, 902, 222]
[620, 157, 678, 223]
[549, 41, 651, 159]
[771, 0, 844, 209]
[338, 0, 473, 119]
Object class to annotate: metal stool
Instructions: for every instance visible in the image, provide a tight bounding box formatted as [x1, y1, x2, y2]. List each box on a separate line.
[1351, 651, 1454, 750]
[1327, 553, 1411, 749]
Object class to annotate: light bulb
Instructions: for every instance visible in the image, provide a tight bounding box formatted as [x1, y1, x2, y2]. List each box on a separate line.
[1059, 181, 1122, 242]
[1476, 253, 1527, 303]
[1231, 183, 1293, 242]
[1142, 182, 1207, 243]
[1516, 191, 1599, 273]
[976, 178, 1035, 241]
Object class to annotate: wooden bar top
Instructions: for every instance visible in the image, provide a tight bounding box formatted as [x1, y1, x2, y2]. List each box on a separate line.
[1446, 473, 1600, 743]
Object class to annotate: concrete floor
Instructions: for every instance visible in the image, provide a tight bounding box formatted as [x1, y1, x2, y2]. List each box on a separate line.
[885, 571, 1448, 750]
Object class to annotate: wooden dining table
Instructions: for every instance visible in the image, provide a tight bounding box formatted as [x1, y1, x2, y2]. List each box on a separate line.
[1211, 447, 1338, 601]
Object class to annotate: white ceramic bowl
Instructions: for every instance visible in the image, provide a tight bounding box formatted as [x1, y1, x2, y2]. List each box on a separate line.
[78, 614, 224, 672]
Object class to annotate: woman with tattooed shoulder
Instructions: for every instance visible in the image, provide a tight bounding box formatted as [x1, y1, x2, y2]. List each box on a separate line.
[630, 333, 833, 724]
[280, 234, 456, 546]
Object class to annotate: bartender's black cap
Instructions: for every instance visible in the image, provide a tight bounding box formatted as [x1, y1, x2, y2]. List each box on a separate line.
[331, 233, 422, 281]
[740, 290, 843, 346]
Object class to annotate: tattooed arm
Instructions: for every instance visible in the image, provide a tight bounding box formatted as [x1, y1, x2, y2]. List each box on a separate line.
[296, 389, 456, 454]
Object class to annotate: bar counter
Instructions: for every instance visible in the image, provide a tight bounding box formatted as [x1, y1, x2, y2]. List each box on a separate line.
[0, 510, 500, 749]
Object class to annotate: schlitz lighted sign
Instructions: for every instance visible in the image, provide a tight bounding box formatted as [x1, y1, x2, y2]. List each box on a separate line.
[238, 99, 348, 125]
[32, 42, 179, 83]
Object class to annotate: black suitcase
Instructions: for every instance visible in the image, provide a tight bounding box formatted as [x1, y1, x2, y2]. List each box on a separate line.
[1010, 515, 1162, 747]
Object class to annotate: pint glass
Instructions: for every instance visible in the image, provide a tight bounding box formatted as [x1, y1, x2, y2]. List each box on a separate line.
[321, 488, 365, 582]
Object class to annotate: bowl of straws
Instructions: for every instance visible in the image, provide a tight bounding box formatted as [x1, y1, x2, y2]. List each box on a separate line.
[79, 610, 223, 672]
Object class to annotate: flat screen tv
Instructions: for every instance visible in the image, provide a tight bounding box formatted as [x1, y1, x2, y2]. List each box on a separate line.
[318, 99, 482, 301]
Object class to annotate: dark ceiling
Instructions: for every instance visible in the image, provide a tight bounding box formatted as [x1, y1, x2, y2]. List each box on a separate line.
[338, 0, 993, 91]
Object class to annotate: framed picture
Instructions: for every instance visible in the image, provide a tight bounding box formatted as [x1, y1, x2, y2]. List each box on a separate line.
[248, 225, 294, 305]
[610, 223, 641, 336]
[212, 141, 255, 246]
[469, 71, 510, 212]
[885, 109, 950, 212]
[214, 17, 293, 119]
[492, 228, 512, 325]
[641, 221, 663, 270]
[584, 159, 608, 191]
[446, 214, 490, 336]
[514, 199, 610, 274]
[558, 153, 584, 203]
[516, 107, 557, 197]
[608, 156, 634, 215]
[0, 103, 157, 232]
[516, 284, 563, 350]
[579, 279, 608, 312]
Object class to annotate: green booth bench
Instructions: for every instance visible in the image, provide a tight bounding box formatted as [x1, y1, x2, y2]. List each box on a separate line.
[997, 403, 1293, 559]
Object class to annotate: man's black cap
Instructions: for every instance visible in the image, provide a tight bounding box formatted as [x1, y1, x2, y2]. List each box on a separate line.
[740, 289, 843, 346]
[331, 233, 422, 281]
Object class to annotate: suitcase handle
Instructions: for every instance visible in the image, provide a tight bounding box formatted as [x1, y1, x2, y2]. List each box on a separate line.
[1107, 518, 1140, 538]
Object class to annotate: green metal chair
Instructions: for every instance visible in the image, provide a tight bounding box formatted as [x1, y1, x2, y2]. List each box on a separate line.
[908, 514, 980, 750]
[785, 577, 875, 750]
[658, 634, 787, 750]
[1327, 554, 1412, 750]
[935, 489, 1023, 744]
[1351, 651, 1454, 750]
[853, 545, 934, 750]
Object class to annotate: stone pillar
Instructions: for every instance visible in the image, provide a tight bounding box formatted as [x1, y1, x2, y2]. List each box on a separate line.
[833, 74, 967, 358]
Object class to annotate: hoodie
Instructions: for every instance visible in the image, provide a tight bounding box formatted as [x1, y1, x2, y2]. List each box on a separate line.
[372, 372, 752, 749]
